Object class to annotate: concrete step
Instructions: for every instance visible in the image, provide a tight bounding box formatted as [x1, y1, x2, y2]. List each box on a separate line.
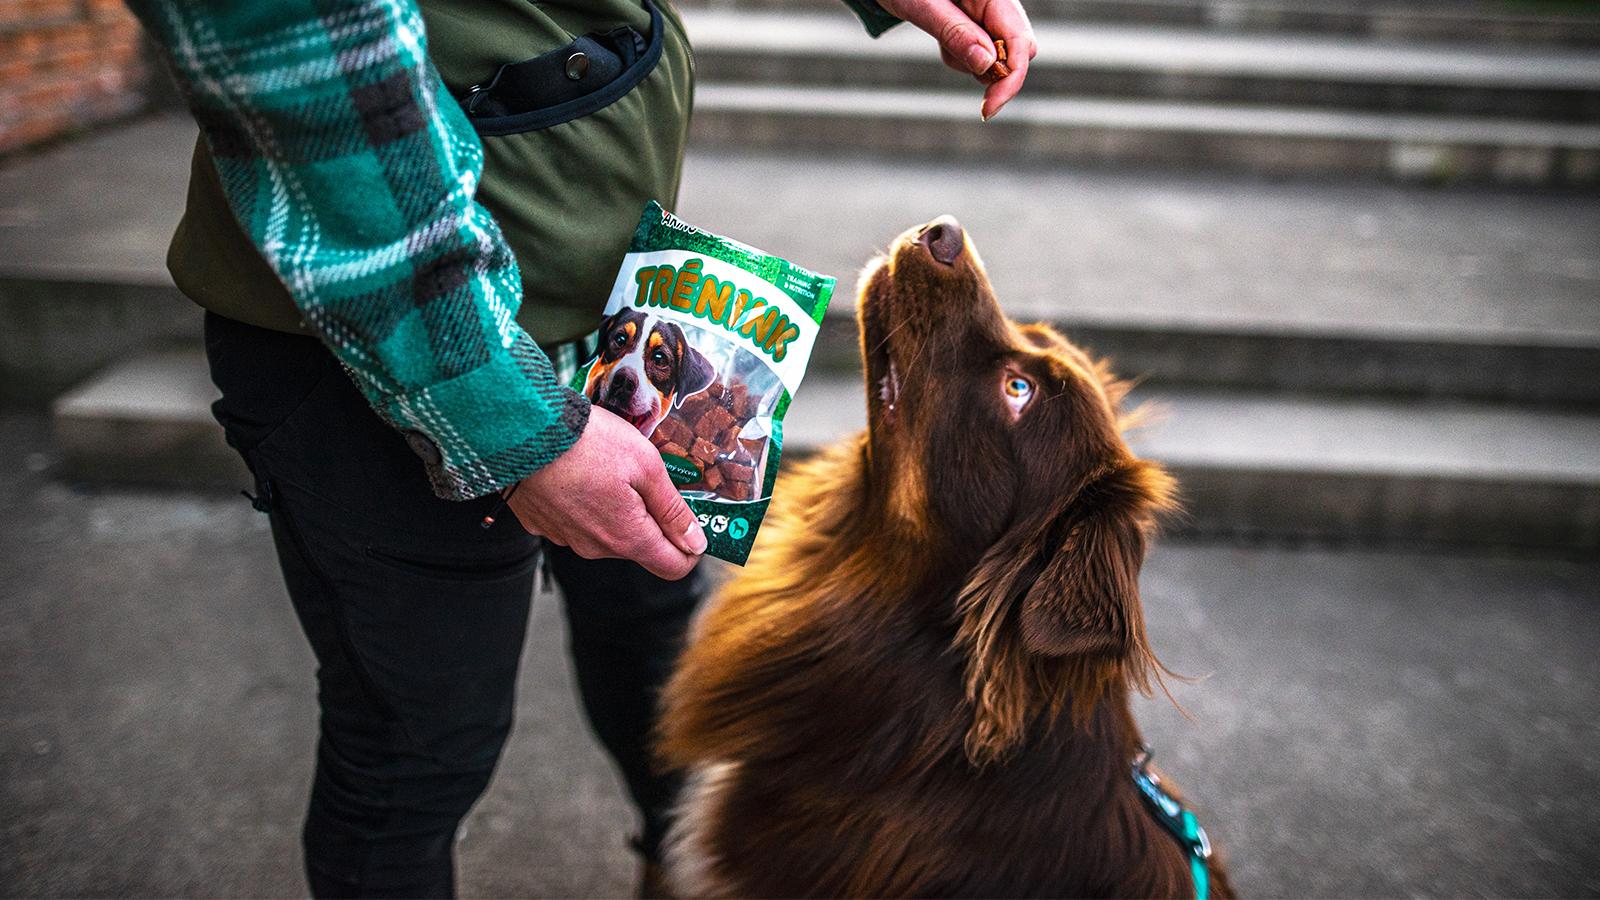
[687, 12, 1600, 121]
[50, 346, 246, 489]
[0, 113, 198, 404]
[52, 347, 1600, 552]
[675, 0, 1600, 47]
[690, 83, 1600, 186]
[8, 120, 1598, 410]
[805, 315, 1600, 407]
[0, 271, 196, 405]
[783, 373, 1600, 552]
[673, 151, 1600, 405]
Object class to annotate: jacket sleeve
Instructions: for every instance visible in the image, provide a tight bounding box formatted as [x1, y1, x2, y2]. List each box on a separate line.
[840, 0, 902, 36]
[127, 0, 589, 501]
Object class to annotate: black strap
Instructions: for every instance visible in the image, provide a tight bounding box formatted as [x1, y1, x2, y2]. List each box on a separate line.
[457, 0, 664, 136]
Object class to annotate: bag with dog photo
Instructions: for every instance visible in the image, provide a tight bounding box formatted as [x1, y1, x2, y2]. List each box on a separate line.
[573, 201, 835, 565]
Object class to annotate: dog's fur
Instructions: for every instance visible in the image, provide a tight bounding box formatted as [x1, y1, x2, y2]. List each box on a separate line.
[584, 308, 715, 437]
[657, 218, 1233, 898]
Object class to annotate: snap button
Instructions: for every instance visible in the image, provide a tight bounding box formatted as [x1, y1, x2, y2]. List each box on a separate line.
[565, 51, 589, 80]
[401, 429, 443, 467]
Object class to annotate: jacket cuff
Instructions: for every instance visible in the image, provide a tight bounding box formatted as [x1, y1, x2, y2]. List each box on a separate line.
[840, 0, 902, 36]
[383, 333, 591, 501]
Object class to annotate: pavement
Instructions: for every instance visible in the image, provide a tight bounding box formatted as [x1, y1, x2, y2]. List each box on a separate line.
[2, 410, 1599, 898]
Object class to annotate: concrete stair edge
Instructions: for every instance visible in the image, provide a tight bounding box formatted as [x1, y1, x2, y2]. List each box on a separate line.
[46, 346, 1600, 553]
[782, 373, 1600, 552]
[673, 0, 1600, 47]
[8, 270, 1596, 409]
[684, 14, 1600, 120]
[49, 347, 248, 490]
[690, 84, 1600, 186]
[685, 12, 1600, 90]
[0, 272, 198, 405]
[806, 315, 1600, 407]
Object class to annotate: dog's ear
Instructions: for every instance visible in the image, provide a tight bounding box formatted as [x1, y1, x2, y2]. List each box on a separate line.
[1017, 460, 1173, 659]
[666, 323, 716, 404]
[954, 458, 1173, 765]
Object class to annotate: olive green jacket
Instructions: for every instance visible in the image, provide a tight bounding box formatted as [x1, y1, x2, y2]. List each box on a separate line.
[168, 0, 898, 348]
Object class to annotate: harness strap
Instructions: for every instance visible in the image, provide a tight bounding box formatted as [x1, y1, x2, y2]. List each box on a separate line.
[1131, 747, 1212, 900]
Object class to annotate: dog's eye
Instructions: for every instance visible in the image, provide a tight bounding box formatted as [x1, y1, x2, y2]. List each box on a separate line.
[612, 332, 628, 347]
[651, 349, 669, 365]
[1003, 373, 1033, 415]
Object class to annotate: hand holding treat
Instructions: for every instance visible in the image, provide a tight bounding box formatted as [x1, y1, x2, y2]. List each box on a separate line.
[875, 0, 1037, 119]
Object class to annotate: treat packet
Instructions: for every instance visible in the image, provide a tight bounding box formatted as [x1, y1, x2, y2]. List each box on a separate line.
[572, 201, 835, 565]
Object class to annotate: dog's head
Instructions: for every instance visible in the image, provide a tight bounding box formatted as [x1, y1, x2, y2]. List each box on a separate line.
[858, 216, 1176, 765]
[584, 309, 716, 436]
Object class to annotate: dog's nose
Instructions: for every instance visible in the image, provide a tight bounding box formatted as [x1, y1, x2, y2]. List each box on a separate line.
[918, 216, 964, 266]
[607, 369, 636, 405]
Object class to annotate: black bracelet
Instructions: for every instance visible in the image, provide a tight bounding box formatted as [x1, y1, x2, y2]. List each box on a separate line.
[480, 481, 522, 529]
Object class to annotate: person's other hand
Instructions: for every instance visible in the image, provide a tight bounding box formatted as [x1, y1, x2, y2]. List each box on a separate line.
[878, 0, 1037, 119]
[508, 405, 706, 580]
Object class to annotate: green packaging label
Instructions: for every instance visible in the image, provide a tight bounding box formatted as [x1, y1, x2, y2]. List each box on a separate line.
[570, 201, 835, 565]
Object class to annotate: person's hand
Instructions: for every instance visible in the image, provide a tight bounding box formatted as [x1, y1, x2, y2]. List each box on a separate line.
[878, 0, 1037, 119]
[508, 405, 706, 580]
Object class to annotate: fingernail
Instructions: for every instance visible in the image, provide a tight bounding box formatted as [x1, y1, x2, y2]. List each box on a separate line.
[684, 521, 707, 554]
[966, 43, 994, 74]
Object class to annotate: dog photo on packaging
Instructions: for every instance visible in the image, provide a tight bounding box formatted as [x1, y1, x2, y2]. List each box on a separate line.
[658, 216, 1233, 899]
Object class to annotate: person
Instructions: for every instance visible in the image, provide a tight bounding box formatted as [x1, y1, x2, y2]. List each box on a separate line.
[125, 0, 1035, 895]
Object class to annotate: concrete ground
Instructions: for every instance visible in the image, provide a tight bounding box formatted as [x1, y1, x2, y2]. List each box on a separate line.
[2, 410, 1598, 898]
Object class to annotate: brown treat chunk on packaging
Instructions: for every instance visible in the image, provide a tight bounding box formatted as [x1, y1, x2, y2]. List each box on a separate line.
[702, 466, 724, 491]
[655, 416, 694, 448]
[698, 404, 736, 438]
[690, 438, 720, 465]
[679, 394, 710, 423]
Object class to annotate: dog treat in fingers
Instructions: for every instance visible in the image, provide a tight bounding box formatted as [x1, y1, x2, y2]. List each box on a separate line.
[575, 201, 836, 565]
[982, 38, 1010, 84]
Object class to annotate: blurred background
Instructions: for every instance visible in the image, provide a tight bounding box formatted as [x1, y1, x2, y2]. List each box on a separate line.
[2, 0, 1598, 896]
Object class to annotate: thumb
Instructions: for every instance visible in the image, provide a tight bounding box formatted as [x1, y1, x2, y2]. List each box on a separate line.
[897, 0, 995, 74]
[635, 459, 708, 556]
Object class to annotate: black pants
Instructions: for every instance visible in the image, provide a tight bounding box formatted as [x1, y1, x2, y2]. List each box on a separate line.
[203, 312, 702, 898]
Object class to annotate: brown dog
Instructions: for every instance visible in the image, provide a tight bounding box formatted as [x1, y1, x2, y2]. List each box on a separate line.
[657, 216, 1233, 898]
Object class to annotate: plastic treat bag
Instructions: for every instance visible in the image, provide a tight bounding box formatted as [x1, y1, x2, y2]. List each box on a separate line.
[573, 201, 835, 564]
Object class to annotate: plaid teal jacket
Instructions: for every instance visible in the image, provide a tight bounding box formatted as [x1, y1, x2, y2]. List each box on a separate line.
[129, 0, 897, 501]
[129, 0, 589, 501]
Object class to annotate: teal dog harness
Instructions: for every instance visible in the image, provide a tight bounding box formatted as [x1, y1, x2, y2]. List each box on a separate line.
[1131, 747, 1214, 900]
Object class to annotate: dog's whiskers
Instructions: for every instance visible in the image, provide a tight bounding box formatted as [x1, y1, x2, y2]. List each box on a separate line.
[872, 317, 914, 355]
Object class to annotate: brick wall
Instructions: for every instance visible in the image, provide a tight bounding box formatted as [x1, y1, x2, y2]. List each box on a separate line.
[0, 0, 151, 155]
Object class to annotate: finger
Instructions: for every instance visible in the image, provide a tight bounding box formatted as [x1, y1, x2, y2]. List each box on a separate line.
[635, 459, 709, 556]
[981, 29, 1035, 119]
[624, 510, 701, 580]
[900, 0, 996, 75]
[634, 539, 700, 582]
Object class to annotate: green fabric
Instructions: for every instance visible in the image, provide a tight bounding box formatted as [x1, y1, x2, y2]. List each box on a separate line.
[142, 0, 894, 499]
[132, 0, 588, 501]
[166, 0, 696, 349]
[840, 0, 903, 36]
[425, 0, 696, 346]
